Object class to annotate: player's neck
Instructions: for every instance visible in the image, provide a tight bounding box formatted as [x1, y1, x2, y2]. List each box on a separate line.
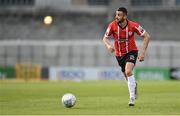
[119, 20, 128, 29]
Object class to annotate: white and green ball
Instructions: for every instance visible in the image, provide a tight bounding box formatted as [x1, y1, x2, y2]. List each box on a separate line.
[61, 93, 76, 108]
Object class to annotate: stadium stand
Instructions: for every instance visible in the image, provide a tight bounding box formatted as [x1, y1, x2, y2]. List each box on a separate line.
[0, 0, 180, 67]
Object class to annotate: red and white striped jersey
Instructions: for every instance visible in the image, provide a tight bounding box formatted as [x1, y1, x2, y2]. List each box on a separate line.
[104, 20, 146, 56]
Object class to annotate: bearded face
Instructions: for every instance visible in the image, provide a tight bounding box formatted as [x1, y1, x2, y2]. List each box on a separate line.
[115, 11, 127, 23]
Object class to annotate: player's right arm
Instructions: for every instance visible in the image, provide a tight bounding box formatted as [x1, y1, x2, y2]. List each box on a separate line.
[102, 23, 115, 53]
[102, 36, 115, 53]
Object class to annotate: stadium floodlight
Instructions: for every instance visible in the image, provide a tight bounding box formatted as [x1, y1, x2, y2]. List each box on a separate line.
[43, 16, 53, 25]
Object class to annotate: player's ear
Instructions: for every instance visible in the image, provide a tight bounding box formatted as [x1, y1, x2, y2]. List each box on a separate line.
[123, 15, 127, 20]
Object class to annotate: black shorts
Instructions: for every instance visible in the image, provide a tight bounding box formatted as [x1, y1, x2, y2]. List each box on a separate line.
[116, 50, 138, 72]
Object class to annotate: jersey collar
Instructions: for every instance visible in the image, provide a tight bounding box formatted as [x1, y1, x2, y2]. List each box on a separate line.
[118, 19, 128, 29]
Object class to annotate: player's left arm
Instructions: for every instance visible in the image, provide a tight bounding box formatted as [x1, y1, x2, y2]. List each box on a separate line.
[138, 31, 150, 62]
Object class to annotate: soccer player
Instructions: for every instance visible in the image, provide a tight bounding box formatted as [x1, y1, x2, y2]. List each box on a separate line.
[102, 7, 150, 106]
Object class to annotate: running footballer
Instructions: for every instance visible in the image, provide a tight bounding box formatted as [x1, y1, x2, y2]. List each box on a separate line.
[102, 7, 150, 106]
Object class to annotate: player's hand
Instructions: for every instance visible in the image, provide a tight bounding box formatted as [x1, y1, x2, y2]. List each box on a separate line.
[107, 45, 115, 53]
[138, 52, 145, 62]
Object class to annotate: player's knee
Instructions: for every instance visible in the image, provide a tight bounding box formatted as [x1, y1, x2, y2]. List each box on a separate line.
[125, 70, 132, 77]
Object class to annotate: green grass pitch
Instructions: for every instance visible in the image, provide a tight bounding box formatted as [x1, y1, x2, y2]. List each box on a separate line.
[0, 80, 180, 115]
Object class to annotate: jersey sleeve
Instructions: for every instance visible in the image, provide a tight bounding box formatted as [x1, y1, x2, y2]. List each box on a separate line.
[134, 23, 146, 37]
[104, 23, 113, 38]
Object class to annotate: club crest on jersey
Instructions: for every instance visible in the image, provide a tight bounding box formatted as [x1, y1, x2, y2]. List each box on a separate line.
[128, 31, 132, 36]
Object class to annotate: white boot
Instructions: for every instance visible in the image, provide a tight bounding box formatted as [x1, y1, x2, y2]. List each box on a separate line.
[127, 75, 136, 106]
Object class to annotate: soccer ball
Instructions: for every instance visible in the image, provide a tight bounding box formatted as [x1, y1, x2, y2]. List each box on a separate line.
[61, 93, 76, 108]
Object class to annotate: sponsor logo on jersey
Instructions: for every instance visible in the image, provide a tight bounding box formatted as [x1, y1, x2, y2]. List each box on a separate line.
[118, 38, 127, 42]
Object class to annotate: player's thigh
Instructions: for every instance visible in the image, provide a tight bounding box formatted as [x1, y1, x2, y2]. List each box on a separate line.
[125, 50, 138, 74]
[125, 62, 135, 76]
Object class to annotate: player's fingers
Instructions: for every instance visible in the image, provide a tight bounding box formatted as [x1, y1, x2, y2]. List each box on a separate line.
[139, 58, 144, 62]
[110, 48, 114, 53]
[138, 55, 143, 61]
[139, 60, 144, 62]
[111, 49, 115, 54]
[138, 56, 140, 60]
